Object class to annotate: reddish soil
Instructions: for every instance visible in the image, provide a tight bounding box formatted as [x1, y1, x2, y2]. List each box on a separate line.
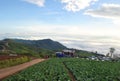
[0, 55, 24, 61]
[0, 59, 46, 80]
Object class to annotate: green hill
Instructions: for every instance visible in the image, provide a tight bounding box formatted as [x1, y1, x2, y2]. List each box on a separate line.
[13, 39, 67, 51]
[0, 39, 103, 58]
[0, 39, 66, 57]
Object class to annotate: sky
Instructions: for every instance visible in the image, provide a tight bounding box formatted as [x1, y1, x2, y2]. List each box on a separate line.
[0, 0, 120, 54]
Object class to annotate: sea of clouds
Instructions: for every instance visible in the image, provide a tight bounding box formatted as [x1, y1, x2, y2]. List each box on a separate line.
[1, 33, 120, 55]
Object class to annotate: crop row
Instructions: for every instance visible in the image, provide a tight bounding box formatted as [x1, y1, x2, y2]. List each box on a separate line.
[64, 58, 120, 81]
[3, 58, 71, 81]
[3, 58, 120, 81]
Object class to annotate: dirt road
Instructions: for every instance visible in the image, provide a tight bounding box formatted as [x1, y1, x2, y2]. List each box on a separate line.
[0, 59, 45, 80]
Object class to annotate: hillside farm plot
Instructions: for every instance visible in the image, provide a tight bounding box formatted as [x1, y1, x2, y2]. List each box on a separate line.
[3, 58, 120, 81]
[0, 55, 30, 69]
[3, 58, 71, 81]
[63, 58, 120, 81]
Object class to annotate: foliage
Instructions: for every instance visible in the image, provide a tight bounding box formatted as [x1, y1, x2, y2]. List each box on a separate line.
[3, 58, 71, 81]
[110, 47, 115, 54]
[13, 39, 67, 50]
[75, 50, 102, 58]
[63, 58, 120, 81]
[109, 47, 115, 57]
[0, 39, 56, 58]
[3, 58, 120, 81]
[0, 56, 30, 69]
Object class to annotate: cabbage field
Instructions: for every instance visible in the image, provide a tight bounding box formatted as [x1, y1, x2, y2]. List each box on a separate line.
[3, 58, 120, 81]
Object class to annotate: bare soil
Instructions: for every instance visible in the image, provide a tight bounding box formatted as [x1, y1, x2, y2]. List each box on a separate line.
[0, 55, 23, 61]
[0, 58, 45, 80]
[63, 62, 76, 81]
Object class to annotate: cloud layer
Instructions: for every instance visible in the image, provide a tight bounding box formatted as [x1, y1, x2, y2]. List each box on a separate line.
[85, 3, 120, 19]
[1, 32, 120, 54]
[24, 0, 45, 7]
[23, 0, 98, 12]
[85, 3, 120, 25]
[61, 0, 98, 12]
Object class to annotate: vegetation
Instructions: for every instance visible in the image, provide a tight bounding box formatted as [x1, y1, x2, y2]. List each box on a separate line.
[13, 39, 67, 50]
[109, 47, 115, 57]
[0, 56, 30, 69]
[64, 58, 120, 81]
[3, 58, 71, 81]
[75, 50, 103, 58]
[0, 39, 100, 58]
[3, 58, 120, 81]
[0, 39, 66, 58]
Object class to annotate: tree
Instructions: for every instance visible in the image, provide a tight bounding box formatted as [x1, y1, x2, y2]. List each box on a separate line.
[109, 47, 115, 58]
[106, 53, 110, 57]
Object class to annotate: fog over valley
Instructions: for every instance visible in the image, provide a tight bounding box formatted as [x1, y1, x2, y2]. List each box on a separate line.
[1, 33, 120, 55]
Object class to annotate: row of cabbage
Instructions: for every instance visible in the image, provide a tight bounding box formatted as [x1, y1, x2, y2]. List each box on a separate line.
[4, 58, 71, 81]
[64, 58, 120, 81]
[4, 58, 120, 81]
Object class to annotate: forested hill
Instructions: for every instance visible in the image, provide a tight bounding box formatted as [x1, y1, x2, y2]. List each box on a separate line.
[13, 39, 67, 50]
[0, 39, 103, 57]
[0, 39, 67, 57]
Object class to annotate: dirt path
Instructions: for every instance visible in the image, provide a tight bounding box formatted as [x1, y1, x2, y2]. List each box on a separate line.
[63, 62, 76, 81]
[0, 59, 46, 80]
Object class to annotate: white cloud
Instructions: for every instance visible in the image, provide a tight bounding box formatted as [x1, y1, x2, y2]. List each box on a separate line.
[85, 3, 120, 19]
[14, 23, 120, 39]
[1, 32, 120, 54]
[85, 3, 120, 25]
[24, 0, 45, 7]
[61, 36, 120, 54]
[61, 0, 98, 12]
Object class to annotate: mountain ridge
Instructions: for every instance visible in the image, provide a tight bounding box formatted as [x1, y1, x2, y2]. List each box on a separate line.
[0, 38, 103, 58]
[12, 39, 67, 50]
[0, 38, 67, 57]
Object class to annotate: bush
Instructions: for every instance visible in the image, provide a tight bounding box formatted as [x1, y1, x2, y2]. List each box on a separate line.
[0, 56, 30, 69]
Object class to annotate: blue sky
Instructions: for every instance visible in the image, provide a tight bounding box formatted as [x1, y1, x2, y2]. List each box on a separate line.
[0, 0, 120, 54]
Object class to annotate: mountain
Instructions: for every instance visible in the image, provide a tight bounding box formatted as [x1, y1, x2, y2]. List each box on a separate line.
[0, 39, 37, 55]
[13, 39, 67, 50]
[0, 38, 102, 58]
[0, 39, 67, 57]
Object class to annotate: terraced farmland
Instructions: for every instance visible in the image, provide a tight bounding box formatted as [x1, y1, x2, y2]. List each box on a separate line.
[3, 58, 120, 81]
